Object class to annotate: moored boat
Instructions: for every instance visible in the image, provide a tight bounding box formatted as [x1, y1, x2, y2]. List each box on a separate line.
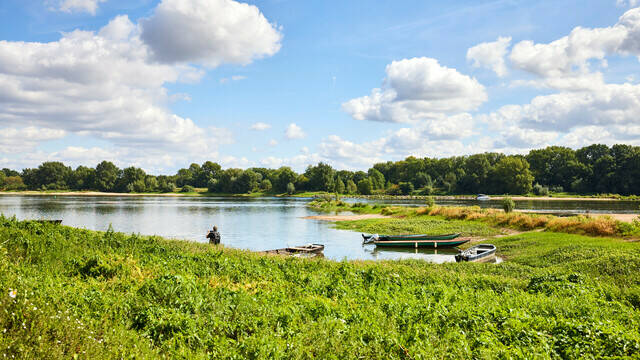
[264, 244, 325, 255]
[455, 244, 496, 262]
[362, 233, 468, 248]
[34, 219, 62, 225]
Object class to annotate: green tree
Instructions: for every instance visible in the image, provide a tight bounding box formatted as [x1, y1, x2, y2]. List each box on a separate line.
[260, 179, 273, 192]
[34, 162, 72, 190]
[95, 161, 120, 192]
[526, 146, 580, 190]
[346, 180, 357, 194]
[491, 157, 534, 194]
[118, 167, 146, 193]
[286, 182, 295, 195]
[275, 167, 297, 193]
[335, 177, 345, 194]
[367, 168, 385, 190]
[305, 163, 335, 192]
[70, 166, 95, 190]
[357, 179, 372, 195]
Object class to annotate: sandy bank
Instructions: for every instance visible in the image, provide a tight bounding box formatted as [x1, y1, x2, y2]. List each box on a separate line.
[0, 191, 187, 197]
[492, 196, 629, 201]
[303, 214, 390, 221]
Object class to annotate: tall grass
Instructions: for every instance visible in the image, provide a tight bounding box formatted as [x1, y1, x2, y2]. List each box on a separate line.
[1, 217, 639, 358]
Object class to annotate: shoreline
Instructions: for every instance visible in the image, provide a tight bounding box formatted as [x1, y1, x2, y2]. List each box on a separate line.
[303, 214, 390, 221]
[0, 191, 637, 201]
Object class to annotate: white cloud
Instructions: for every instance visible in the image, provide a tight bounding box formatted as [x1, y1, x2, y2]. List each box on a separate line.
[508, 7, 640, 90]
[0, 0, 281, 171]
[220, 75, 247, 84]
[343, 57, 487, 123]
[467, 36, 512, 77]
[268, 139, 278, 146]
[617, 0, 640, 8]
[57, 0, 106, 15]
[285, 123, 306, 139]
[250, 122, 271, 131]
[140, 0, 282, 66]
[0, 127, 66, 154]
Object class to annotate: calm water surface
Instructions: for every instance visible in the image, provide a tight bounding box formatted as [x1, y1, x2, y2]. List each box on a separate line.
[0, 195, 459, 262]
[1, 195, 634, 261]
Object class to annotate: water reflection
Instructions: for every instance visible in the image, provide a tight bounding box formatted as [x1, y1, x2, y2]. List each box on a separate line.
[363, 246, 459, 262]
[0, 194, 629, 262]
[345, 197, 640, 214]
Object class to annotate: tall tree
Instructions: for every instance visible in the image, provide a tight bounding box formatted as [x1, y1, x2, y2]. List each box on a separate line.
[95, 161, 120, 192]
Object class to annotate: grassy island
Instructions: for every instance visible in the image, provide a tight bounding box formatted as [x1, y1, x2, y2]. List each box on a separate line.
[1, 217, 639, 358]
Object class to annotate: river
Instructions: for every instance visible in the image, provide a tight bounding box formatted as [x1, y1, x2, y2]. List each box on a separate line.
[0, 195, 636, 261]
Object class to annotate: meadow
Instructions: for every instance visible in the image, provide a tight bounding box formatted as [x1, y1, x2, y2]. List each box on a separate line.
[309, 199, 640, 238]
[1, 216, 639, 359]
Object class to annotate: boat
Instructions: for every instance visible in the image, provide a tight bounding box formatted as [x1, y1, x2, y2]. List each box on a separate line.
[476, 194, 490, 201]
[264, 244, 325, 255]
[362, 233, 468, 248]
[455, 244, 496, 262]
[34, 219, 62, 225]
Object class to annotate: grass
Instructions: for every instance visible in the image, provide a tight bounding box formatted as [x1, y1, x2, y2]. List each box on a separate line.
[334, 217, 501, 237]
[1, 216, 640, 358]
[309, 200, 640, 238]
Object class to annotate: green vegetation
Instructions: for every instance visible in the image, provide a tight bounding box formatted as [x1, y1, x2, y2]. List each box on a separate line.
[309, 200, 640, 238]
[1, 217, 640, 358]
[502, 197, 515, 213]
[3, 144, 640, 197]
[334, 217, 500, 237]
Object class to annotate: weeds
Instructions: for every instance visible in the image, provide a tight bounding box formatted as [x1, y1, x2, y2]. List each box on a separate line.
[1, 217, 639, 358]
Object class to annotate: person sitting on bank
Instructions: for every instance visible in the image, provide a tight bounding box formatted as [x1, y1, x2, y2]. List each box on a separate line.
[207, 226, 221, 245]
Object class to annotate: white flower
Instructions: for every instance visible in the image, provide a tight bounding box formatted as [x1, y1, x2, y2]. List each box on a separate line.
[8, 289, 16, 298]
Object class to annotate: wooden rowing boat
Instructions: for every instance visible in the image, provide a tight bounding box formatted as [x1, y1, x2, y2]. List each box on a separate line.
[362, 233, 468, 248]
[455, 244, 496, 262]
[264, 244, 325, 255]
[34, 220, 62, 225]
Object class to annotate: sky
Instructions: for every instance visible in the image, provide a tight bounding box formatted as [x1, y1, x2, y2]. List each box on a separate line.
[1, 0, 640, 174]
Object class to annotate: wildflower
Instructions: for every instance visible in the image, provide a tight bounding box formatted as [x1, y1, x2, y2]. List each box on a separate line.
[8, 289, 16, 298]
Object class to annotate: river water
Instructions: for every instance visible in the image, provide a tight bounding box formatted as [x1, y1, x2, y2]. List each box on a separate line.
[0, 195, 637, 261]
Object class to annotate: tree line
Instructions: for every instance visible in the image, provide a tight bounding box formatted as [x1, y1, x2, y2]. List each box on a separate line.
[1, 144, 639, 195]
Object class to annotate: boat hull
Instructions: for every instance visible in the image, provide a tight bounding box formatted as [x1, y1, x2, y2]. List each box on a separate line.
[455, 244, 497, 262]
[372, 238, 470, 248]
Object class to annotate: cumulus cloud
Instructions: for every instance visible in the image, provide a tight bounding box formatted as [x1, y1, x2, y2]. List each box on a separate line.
[342, 57, 487, 123]
[140, 0, 282, 66]
[507, 7, 640, 90]
[285, 123, 306, 139]
[467, 36, 512, 77]
[57, 0, 106, 15]
[250, 122, 271, 131]
[0, 0, 281, 171]
[0, 127, 66, 154]
[220, 75, 247, 84]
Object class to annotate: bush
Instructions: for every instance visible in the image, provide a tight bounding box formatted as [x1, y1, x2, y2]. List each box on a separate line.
[533, 183, 549, 196]
[550, 185, 564, 193]
[425, 196, 435, 207]
[502, 197, 515, 213]
[286, 182, 295, 195]
[398, 182, 414, 195]
[180, 185, 195, 193]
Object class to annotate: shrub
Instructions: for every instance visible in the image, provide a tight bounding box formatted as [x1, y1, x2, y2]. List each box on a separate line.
[502, 197, 515, 213]
[180, 185, 195, 193]
[533, 183, 549, 196]
[286, 182, 295, 195]
[398, 182, 414, 195]
[425, 196, 435, 207]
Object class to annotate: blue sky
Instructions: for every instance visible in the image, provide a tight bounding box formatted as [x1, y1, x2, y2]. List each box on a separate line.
[1, 0, 639, 173]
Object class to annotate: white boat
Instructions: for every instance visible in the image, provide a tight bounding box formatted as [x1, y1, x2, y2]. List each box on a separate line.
[476, 194, 490, 201]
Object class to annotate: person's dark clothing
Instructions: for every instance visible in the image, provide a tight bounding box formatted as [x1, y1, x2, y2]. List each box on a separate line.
[207, 230, 221, 244]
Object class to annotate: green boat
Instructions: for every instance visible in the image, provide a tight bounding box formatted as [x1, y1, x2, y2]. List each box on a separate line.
[362, 233, 468, 248]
